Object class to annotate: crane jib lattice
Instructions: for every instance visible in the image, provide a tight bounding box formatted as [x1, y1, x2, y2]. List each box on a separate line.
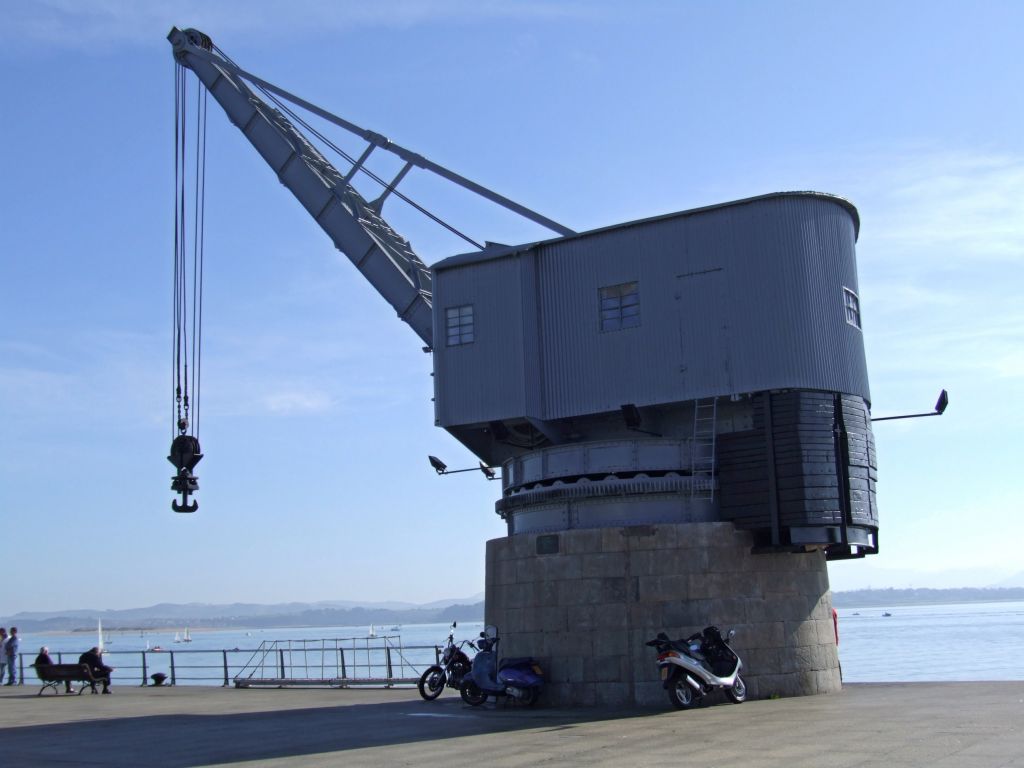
[168, 26, 575, 350]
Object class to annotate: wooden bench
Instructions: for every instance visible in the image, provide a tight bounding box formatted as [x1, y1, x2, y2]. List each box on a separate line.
[31, 664, 110, 695]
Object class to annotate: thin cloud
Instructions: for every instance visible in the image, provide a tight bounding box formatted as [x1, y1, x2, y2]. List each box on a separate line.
[8, 0, 597, 51]
[262, 388, 334, 415]
[854, 148, 1024, 266]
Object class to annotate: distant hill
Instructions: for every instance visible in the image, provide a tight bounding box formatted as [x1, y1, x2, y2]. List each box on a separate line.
[13, 586, 1020, 630]
[832, 587, 1024, 608]
[1, 595, 484, 632]
[992, 572, 1024, 589]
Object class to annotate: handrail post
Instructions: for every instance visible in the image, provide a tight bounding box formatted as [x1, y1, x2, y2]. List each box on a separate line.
[170, 651, 177, 686]
[385, 646, 393, 687]
[142, 650, 148, 686]
[340, 647, 346, 681]
[222, 650, 229, 686]
[278, 648, 285, 680]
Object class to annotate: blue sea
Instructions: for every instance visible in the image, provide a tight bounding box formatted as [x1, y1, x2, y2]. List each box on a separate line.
[836, 601, 1024, 682]
[14, 601, 1024, 686]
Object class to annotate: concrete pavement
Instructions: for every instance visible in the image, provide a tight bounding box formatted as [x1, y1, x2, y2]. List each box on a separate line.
[1, 682, 1022, 767]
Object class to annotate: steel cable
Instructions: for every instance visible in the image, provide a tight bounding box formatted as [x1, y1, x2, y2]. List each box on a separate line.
[209, 44, 482, 252]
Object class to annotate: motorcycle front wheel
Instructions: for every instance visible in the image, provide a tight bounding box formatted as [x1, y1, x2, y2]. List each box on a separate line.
[417, 666, 446, 701]
[667, 675, 698, 710]
[449, 660, 470, 688]
[460, 679, 488, 706]
[725, 675, 747, 703]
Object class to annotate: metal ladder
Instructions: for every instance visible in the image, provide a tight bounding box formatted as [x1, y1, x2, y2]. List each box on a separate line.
[690, 397, 718, 501]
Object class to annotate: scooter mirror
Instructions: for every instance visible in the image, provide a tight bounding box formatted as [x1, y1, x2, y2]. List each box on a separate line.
[484, 624, 498, 641]
[727, 629, 736, 639]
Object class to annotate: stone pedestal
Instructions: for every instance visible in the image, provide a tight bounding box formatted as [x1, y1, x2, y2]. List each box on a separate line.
[484, 522, 841, 707]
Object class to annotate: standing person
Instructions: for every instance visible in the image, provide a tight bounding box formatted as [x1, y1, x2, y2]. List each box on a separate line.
[832, 607, 842, 683]
[4, 627, 19, 685]
[0, 629, 7, 684]
[78, 647, 113, 694]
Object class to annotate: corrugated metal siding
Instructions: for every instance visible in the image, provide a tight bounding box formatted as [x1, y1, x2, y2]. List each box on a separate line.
[434, 193, 870, 428]
[538, 224, 675, 418]
[727, 197, 867, 401]
[432, 256, 525, 425]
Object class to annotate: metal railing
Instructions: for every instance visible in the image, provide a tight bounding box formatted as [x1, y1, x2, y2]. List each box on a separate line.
[12, 638, 442, 688]
[233, 635, 420, 687]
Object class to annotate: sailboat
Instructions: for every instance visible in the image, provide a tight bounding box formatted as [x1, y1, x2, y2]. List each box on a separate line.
[173, 631, 181, 643]
[368, 624, 377, 638]
[182, 628, 192, 643]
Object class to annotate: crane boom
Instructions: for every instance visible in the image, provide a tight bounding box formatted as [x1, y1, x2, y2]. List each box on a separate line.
[169, 27, 434, 344]
[169, 27, 577, 348]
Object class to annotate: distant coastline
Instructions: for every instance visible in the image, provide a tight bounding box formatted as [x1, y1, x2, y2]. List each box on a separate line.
[7, 588, 1024, 633]
[832, 587, 1024, 608]
[2, 600, 485, 633]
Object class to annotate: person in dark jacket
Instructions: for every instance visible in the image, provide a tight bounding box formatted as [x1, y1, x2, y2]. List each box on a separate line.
[4, 627, 18, 685]
[78, 647, 113, 693]
[34, 646, 74, 693]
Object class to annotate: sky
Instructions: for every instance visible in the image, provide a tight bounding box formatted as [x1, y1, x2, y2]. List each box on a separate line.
[2, 0, 1022, 615]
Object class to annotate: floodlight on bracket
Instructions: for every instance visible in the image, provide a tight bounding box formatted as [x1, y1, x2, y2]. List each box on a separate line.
[620, 404, 662, 437]
[428, 455, 501, 480]
[871, 389, 949, 422]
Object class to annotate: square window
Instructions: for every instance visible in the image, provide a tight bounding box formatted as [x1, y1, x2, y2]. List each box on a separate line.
[843, 288, 861, 329]
[599, 282, 640, 332]
[446, 304, 474, 346]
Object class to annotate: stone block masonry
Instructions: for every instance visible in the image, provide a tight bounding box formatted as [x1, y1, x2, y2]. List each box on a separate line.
[485, 522, 841, 707]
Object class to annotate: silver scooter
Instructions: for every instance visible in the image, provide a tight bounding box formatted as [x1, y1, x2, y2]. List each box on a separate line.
[645, 625, 746, 709]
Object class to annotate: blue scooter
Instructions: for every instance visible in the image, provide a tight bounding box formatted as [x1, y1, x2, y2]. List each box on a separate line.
[459, 625, 544, 707]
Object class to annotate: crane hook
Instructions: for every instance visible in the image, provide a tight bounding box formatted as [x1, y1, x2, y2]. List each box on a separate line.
[171, 476, 199, 513]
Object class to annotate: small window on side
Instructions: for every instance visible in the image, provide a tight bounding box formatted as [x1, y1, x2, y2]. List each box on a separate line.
[843, 288, 861, 330]
[446, 304, 474, 346]
[600, 282, 640, 332]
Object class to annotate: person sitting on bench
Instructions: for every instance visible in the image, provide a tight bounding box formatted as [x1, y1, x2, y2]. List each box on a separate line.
[34, 647, 74, 693]
[78, 647, 113, 694]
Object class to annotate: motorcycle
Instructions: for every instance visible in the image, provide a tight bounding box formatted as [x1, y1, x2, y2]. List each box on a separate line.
[417, 621, 474, 700]
[645, 625, 747, 710]
[459, 625, 544, 707]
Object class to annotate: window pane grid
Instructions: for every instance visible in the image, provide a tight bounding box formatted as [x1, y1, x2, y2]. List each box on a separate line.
[599, 282, 640, 332]
[843, 288, 861, 329]
[446, 304, 475, 346]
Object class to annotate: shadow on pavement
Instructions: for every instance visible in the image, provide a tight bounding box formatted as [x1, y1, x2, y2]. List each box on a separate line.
[2, 695, 658, 767]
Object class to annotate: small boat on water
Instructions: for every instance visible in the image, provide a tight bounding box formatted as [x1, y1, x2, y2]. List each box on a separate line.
[882, 612, 893, 617]
[182, 628, 192, 643]
[368, 624, 377, 638]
